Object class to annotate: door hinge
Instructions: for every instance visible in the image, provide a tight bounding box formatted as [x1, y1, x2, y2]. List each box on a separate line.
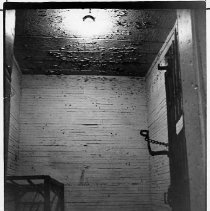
[164, 185, 173, 207]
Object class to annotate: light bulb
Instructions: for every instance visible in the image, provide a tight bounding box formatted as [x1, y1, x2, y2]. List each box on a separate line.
[62, 9, 113, 38]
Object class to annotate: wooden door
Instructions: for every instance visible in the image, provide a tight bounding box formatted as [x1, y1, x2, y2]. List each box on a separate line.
[165, 32, 191, 211]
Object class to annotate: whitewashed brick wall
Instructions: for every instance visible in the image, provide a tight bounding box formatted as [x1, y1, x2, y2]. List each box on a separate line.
[17, 75, 150, 211]
[7, 58, 22, 175]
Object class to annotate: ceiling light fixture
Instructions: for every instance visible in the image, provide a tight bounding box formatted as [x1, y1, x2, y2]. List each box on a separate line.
[83, 9, 95, 22]
[62, 9, 113, 38]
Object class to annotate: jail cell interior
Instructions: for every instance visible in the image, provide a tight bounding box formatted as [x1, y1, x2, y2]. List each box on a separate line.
[5, 8, 178, 211]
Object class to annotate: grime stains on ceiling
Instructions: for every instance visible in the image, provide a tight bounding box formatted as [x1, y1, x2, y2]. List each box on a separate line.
[14, 9, 176, 76]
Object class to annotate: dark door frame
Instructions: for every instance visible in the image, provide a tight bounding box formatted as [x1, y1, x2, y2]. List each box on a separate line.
[176, 9, 206, 211]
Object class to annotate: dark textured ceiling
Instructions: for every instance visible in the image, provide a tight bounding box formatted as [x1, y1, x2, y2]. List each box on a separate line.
[14, 9, 176, 76]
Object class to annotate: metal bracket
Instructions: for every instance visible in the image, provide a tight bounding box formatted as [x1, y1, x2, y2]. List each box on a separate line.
[164, 192, 169, 205]
[164, 185, 173, 207]
[158, 63, 169, 71]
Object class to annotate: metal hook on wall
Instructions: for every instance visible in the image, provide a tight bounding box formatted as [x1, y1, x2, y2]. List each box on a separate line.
[140, 130, 169, 157]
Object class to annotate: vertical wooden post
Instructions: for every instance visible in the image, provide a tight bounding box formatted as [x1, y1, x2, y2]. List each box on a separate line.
[60, 185, 64, 211]
[177, 9, 206, 211]
[44, 177, 51, 211]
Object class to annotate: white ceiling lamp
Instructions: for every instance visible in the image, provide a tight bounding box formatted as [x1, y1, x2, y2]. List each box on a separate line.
[83, 9, 95, 22]
[62, 9, 113, 38]
[81, 9, 96, 36]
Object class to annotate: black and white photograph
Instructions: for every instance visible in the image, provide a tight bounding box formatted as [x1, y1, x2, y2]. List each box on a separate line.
[2, 1, 207, 211]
